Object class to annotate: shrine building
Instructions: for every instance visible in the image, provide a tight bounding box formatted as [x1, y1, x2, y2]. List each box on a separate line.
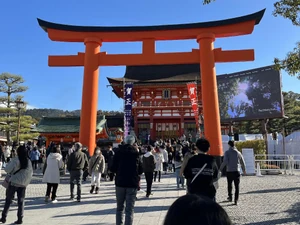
[34, 115, 123, 147]
[107, 64, 229, 143]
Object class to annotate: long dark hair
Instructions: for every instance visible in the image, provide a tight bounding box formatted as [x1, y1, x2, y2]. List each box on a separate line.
[17, 145, 29, 169]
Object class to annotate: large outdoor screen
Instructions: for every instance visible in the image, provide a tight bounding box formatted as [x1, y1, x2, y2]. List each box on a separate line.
[217, 66, 284, 122]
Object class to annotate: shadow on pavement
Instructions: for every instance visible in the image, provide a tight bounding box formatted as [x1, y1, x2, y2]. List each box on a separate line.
[245, 187, 299, 194]
[243, 202, 300, 225]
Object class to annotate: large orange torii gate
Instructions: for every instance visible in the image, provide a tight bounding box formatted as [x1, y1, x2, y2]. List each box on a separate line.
[38, 9, 265, 157]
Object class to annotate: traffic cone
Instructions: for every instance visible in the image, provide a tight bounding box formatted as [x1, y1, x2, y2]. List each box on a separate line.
[256, 163, 263, 177]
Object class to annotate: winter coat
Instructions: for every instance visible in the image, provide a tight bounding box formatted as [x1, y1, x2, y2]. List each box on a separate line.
[67, 150, 89, 171]
[162, 149, 168, 163]
[154, 152, 164, 171]
[30, 150, 40, 161]
[0, 150, 5, 163]
[5, 157, 33, 187]
[111, 144, 143, 188]
[142, 152, 155, 173]
[107, 150, 115, 170]
[88, 154, 105, 174]
[42, 153, 64, 184]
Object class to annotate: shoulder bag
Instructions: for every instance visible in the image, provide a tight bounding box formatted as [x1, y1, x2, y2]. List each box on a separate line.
[2, 168, 22, 189]
[190, 163, 207, 184]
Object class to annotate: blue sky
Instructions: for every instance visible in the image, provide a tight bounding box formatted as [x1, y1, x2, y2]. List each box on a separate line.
[0, 0, 299, 111]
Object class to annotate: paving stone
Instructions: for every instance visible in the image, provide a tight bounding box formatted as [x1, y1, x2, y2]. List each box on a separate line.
[0, 169, 299, 225]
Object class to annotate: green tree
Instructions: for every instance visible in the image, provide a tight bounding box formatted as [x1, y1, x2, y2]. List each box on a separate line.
[0, 73, 38, 143]
[203, 0, 300, 79]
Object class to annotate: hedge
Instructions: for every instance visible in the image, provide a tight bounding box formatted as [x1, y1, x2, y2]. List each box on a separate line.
[235, 140, 266, 160]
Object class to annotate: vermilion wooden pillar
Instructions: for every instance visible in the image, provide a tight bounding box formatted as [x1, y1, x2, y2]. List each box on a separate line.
[79, 38, 101, 156]
[197, 34, 222, 157]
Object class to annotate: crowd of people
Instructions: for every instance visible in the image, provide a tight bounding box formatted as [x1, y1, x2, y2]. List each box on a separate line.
[0, 135, 246, 225]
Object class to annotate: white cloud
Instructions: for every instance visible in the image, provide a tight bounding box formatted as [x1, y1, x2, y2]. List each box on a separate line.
[26, 105, 37, 109]
[0, 103, 37, 109]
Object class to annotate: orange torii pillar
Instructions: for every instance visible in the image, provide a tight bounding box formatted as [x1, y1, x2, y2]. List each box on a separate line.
[197, 33, 222, 159]
[80, 38, 101, 153]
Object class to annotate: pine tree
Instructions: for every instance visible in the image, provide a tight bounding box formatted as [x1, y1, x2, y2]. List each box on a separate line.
[0, 73, 38, 144]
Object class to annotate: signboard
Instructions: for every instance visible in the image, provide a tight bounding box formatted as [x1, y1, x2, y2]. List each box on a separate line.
[124, 83, 133, 138]
[218, 66, 284, 122]
[186, 82, 199, 128]
[242, 148, 256, 175]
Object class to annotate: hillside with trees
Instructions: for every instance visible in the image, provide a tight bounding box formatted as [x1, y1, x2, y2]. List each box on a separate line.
[24, 109, 123, 121]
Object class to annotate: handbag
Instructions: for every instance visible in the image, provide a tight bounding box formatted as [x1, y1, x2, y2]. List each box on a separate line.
[2, 168, 22, 189]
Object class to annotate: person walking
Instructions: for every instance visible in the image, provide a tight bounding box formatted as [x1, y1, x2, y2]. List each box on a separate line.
[180, 143, 198, 192]
[107, 145, 115, 181]
[174, 145, 184, 189]
[142, 145, 155, 198]
[42, 145, 64, 203]
[88, 147, 105, 194]
[29, 147, 40, 170]
[219, 140, 246, 205]
[0, 145, 33, 224]
[183, 138, 219, 201]
[82, 146, 90, 182]
[67, 142, 89, 202]
[153, 147, 163, 182]
[111, 135, 143, 225]
[0, 147, 5, 178]
[161, 145, 168, 175]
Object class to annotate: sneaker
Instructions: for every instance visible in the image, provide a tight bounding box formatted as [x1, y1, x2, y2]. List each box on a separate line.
[234, 200, 238, 205]
[51, 199, 58, 203]
[70, 197, 74, 201]
[45, 196, 50, 203]
[227, 197, 232, 202]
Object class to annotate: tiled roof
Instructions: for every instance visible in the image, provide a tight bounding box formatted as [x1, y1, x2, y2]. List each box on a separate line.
[107, 64, 201, 84]
[33, 116, 107, 133]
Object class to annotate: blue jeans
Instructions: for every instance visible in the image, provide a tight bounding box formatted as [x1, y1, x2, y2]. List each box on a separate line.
[116, 186, 137, 225]
[175, 168, 184, 188]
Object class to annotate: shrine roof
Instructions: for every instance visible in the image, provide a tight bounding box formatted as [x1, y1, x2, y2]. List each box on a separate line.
[105, 115, 124, 128]
[33, 116, 107, 133]
[37, 9, 265, 33]
[107, 64, 201, 84]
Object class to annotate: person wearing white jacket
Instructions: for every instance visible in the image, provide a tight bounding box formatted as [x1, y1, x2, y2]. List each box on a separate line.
[154, 147, 164, 182]
[42, 145, 64, 203]
[1, 145, 33, 224]
[161, 145, 169, 175]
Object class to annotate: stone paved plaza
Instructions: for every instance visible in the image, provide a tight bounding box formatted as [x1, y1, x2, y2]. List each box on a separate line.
[0, 171, 299, 225]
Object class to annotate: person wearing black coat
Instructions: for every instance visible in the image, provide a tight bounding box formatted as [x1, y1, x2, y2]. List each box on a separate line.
[111, 135, 143, 225]
[107, 145, 115, 181]
[0, 147, 4, 178]
[184, 138, 219, 201]
[142, 145, 155, 198]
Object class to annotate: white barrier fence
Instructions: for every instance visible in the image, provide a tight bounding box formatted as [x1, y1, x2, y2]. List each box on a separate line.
[254, 154, 300, 175]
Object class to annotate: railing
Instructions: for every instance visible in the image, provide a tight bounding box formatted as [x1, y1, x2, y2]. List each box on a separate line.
[254, 154, 300, 175]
